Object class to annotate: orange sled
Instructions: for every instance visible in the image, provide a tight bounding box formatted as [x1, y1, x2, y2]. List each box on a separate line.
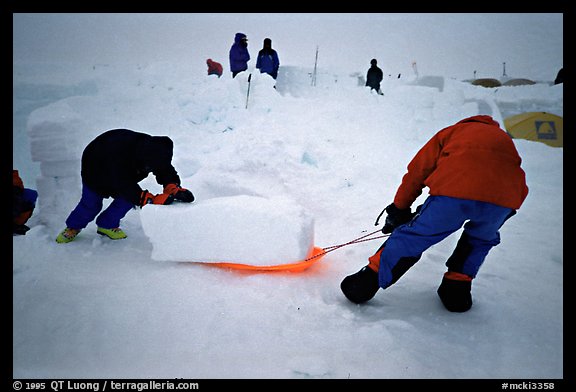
[197, 246, 326, 272]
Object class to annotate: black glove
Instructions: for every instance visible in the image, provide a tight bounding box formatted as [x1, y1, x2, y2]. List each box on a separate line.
[381, 203, 413, 234]
[174, 188, 194, 203]
[163, 184, 195, 203]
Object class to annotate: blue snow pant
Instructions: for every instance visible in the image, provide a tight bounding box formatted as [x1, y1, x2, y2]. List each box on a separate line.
[65, 184, 134, 230]
[23, 188, 38, 206]
[14, 188, 38, 225]
[377, 195, 516, 289]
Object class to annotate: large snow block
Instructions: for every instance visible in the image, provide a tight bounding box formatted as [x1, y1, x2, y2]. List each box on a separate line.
[139, 195, 315, 265]
[40, 160, 80, 178]
[27, 100, 87, 162]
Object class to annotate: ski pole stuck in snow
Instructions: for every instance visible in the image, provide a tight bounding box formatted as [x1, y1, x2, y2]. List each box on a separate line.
[245, 73, 252, 109]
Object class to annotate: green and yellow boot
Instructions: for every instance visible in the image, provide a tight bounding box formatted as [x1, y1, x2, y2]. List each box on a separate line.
[97, 227, 127, 240]
[56, 227, 81, 243]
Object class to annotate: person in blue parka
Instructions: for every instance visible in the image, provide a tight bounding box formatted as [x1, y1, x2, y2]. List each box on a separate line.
[55, 129, 194, 244]
[256, 38, 280, 80]
[229, 32, 250, 78]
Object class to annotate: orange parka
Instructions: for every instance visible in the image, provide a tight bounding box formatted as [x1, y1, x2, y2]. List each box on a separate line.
[13, 169, 24, 189]
[393, 115, 528, 211]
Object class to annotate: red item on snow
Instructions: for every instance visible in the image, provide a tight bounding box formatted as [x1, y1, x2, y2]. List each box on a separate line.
[206, 59, 223, 77]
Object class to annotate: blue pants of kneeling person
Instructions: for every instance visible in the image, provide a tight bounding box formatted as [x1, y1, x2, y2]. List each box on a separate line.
[23, 188, 38, 206]
[65, 184, 134, 230]
[377, 195, 516, 289]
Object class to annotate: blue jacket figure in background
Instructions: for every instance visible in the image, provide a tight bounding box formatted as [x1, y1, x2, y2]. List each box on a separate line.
[229, 32, 250, 78]
[256, 38, 280, 80]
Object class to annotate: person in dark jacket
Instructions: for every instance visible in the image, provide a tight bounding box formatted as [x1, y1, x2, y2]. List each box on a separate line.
[13, 169, 38, 235]
[554, 68, 563, 85]
[56, 129, 194, 243]
[341, 115, 528, 312]
[229, 32, 250, 78]
[206, 58, 223, 78]
[256, 38, 280, 80]
[366, 58, 383, 95]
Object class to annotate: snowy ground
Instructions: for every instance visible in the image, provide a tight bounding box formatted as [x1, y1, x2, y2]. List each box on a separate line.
[13, 60, 563, 380]
[12, 13, 563, 381]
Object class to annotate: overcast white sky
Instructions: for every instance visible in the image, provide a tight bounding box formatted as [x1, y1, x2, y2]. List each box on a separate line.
[13, 13, 563, 81]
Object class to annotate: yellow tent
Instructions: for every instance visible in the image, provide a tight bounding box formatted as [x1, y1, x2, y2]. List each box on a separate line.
[502, 78, 536, 86]
[504, 112, 563, 148]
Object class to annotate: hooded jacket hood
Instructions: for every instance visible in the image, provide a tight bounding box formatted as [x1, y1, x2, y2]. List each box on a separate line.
[136, 136, 174, 172]
[234, 33, 247, 44]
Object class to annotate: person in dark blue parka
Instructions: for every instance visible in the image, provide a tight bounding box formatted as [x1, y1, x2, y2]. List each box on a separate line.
[256, 38, 280, 80]
[56, 129, 194, 243]
[229, 32, 250, 78]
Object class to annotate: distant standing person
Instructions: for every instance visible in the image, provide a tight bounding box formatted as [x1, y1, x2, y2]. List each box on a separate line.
[256, 38, 280, 80]
[366, 58, 383, 95]
[554, 68, 563, 85]
[229, 32, 250, 78]
[206, 58, 223, 78]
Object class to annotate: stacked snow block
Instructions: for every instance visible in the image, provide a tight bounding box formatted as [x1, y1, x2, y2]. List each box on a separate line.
[140, 195, 315, 265]
[26, 99, 91, 229]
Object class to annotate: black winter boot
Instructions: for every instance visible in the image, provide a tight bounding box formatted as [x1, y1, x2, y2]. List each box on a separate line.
[13, 223, 30, 235]
[341, 266, 380, 304]
[437, 276, 473, 312]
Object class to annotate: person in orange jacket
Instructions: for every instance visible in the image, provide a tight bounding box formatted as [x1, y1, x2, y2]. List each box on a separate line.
[341, 115, 529, 312]
[13, 169, 38, 235]
[206, 58, 223, 78]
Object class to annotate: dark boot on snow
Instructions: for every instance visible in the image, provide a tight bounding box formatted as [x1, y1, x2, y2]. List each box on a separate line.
[437, 274, 473, 312]
[341, 266, 380, 304]
[13, 223, 30, 235]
